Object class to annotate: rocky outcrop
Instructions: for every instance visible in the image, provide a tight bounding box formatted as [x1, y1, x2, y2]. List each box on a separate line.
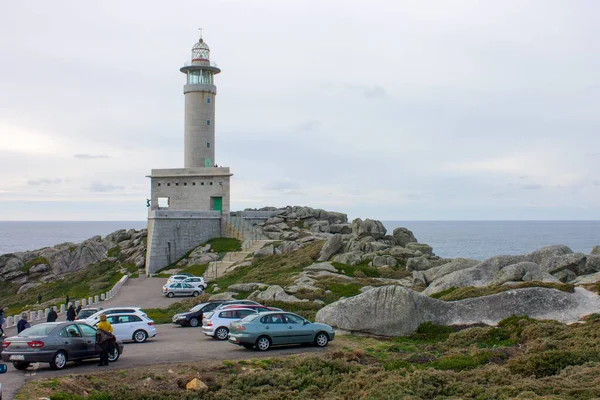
[351, 218, 387, 240]
[316, 285, 600, 336]
[423, 245, 584, 295]
[0, 229, 148, 290]
[177, 244, 219, 266]
[249, 285, 307, 303]
[591, 246, 600, 255]
[392, 227, 417, 247]
[318, 234, 343, 261]
[228, 283, 268, 292]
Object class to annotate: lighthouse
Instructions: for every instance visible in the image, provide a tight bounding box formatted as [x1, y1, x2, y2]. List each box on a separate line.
[145, 34, 232, 274]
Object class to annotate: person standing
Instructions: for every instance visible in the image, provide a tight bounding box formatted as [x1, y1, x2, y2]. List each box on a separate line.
[66, 304, 76, 322]
[17, 313, 30, 333]
[47, 307, 58, 322]
[76, 304, 82, 317]
[0, 307, 6, 337]
[65, 295, 70, 307]
[95, 314, 114, 366]
[37, 294, 42, 305]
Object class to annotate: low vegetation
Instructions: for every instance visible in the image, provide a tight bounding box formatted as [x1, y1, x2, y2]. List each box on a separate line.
[430, 281, 575, 301]
[18, 315, 600, 399]
[0, 259, 127, 315]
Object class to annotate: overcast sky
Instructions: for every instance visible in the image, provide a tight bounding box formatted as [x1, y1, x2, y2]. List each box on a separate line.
[1, 0, 599, 221]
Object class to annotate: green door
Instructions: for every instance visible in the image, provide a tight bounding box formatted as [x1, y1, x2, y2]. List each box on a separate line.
[213, 197, 222, 214]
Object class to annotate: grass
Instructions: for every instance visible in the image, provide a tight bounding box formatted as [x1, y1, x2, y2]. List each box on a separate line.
[179, 263, 209, 277]
[215, 241, 324, 290]
[205, 237, 242, 253]
[19, 315, 600, 400]
[1, 258, 126, 315]
[430, 282, 575, 301]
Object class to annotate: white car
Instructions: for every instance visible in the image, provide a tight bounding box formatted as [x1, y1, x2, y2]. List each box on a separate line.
[182, 277, 207, 290]
[166, 275, 193, 284]
[95, 313, 156, 343]
[83, 307, 147, 325]
[202, 307, 258, 340]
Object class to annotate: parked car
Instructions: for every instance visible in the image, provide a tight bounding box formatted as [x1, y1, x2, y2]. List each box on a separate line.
[172, 301, 226, 327]
[177, 273, 195, 277]
[220, 304, 282, 313]
[83, 307, 147, 325]
[202, 308, 259, 340]
[212, 300, 262, 310]
[182, 277, 208, 290]
[76, 307, 103, 320]
[229, 311, 335, 351]
[162, 282, 202, 297]
[166, 274, 194, 284]
[1, 321, 123, 370]
[94, 313, 156, 343]
[0, 363, 6, 399]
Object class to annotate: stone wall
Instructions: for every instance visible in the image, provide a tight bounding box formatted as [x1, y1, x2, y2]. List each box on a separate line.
[145, 210, 222, 274]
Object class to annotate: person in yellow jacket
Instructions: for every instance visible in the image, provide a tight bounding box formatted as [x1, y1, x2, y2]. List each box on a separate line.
[96, 314, 114, 366]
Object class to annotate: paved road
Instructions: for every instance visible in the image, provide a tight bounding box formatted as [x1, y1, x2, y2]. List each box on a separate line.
[1, 277, 334, 399]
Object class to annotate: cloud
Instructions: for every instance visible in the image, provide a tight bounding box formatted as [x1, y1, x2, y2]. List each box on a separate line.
[74, 154, 109, 159]
[27, 178, 62, 186]
[594, 181, 600, 186]
[523, 184, 542, 190]
[296, 120, 321, 131]
[85, 183, 125, 192]
[343, 84, 388, 99]
[263, 178, 300, 191]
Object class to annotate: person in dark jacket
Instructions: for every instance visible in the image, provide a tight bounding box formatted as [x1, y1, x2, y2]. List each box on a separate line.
[66, 305, 76, 321]
[0, 307, 6, 337]
[37, 294, 42, 304]
[47, 307, 58, 322]
[75, 304, 82, 317]
[65, 295, 70, 306]
[16, 313, 30, 333]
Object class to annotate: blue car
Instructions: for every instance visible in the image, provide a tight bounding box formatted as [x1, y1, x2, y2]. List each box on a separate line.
[228, 311, 335, 351]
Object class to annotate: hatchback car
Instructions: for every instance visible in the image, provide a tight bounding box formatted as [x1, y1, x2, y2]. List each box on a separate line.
[202, 308, 258, 340]
[220, 304, 282, 313]
[97, 313, 156, 343]
[182, 277, 208, 290]
[1, 322, 123, 370]
[76, 307, 103, 320]
[83, 307, 147, 325]
[229, 312, 335, 351]
[172, 301, 226, 327]
[162, 282, 202, 297]
[212, 300, 262, 310]
[166, 274, 193, 284]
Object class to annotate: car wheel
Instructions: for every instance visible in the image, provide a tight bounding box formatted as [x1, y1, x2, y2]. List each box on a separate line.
[133, 329, 148, 343]
[167, 292, 175, 298]
[242, 344, 254, 350]
[214, 327, 229, 340]
[108, 346, 120, 362]
[189, 317, 199, 327]
[12, 361, 31, 370]
[314, 332, 329, 347]
[50, 350, 68, 370]
[192, 291, 200, 297]
[256, 336, 271, 351]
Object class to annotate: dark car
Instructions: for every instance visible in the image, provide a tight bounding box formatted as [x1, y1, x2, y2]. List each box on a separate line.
[172, 301, 226, 327]
[1, 321, 123, 370]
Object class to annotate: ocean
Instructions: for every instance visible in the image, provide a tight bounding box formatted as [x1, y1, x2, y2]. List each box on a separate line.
[0, 221, 598, 261]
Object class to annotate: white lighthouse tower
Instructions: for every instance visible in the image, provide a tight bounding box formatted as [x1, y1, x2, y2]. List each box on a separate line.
[145, 34, 232, 274]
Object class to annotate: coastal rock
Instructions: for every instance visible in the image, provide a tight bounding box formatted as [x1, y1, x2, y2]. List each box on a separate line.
[316, 285, 600, 336]
[572, 271, 600, 285]
[422, 258, 481, 284]
[490, 262, 553, 285]
[405, 243, 434, 256]
[388, 246, 421, 259]
[254, 245, 274, 258]
[105, 229, 131, 243]
[392, 227, 417, 247]
[250, 285, 307, 303]
[372, 255, 398, 268]
[542, 253, 588, 276]
[592, 246, 600, 255]
[554, 270, 578, 283]
[329, 224, 352, 234]
[351, 218, 387, 240]
[275, 241, 301, 254]
[1, 257, 24, 275]
[585, 255, 600, 273]
[331, 252, 364, 266]
[527, 245, 574, 265]
[305, 262, 338, 273]
[228, 283, 268, 292]
[28, 263, 51, 274]
[17, 282, 41, 294]
[318, 234, 343, 261]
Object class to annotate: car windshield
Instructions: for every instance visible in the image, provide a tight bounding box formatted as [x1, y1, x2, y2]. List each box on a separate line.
[240, 314, 259, 323]
[77, 310, 97, 318]
[18, 324, 57, 337]
[190, 303, 206, 312]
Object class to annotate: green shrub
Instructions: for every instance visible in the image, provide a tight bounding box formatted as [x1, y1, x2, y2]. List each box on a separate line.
[180, 263, 208, 277]
[508, 350, 600, 377]
[327, 283, 362, 298]
[412, 322, 454, 342]
[430, 349, 507, 371]
[331, 262, 380, 278]
[21, 256, 49, 273]
[107, 246, 121, 258]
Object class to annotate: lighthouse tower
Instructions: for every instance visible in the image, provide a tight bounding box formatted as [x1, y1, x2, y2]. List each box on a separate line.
[145, 34, 232, 274]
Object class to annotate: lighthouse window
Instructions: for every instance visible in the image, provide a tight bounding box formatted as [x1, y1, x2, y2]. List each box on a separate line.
[206, 142, 210, 148]
[206, 97, 211, 103]
[210, 182, 213, 186]
[157, 183, 161, 187]
[184, 182, 187, 186]
[167, 183, 171, 186]
[201, 182, 205, 186]
[206, 120, 211, 126]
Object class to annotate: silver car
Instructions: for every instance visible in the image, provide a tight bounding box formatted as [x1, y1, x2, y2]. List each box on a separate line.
[1, 321, 123, 370]
[202, 307, 259, 340]
[162, 282, 203, 297]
